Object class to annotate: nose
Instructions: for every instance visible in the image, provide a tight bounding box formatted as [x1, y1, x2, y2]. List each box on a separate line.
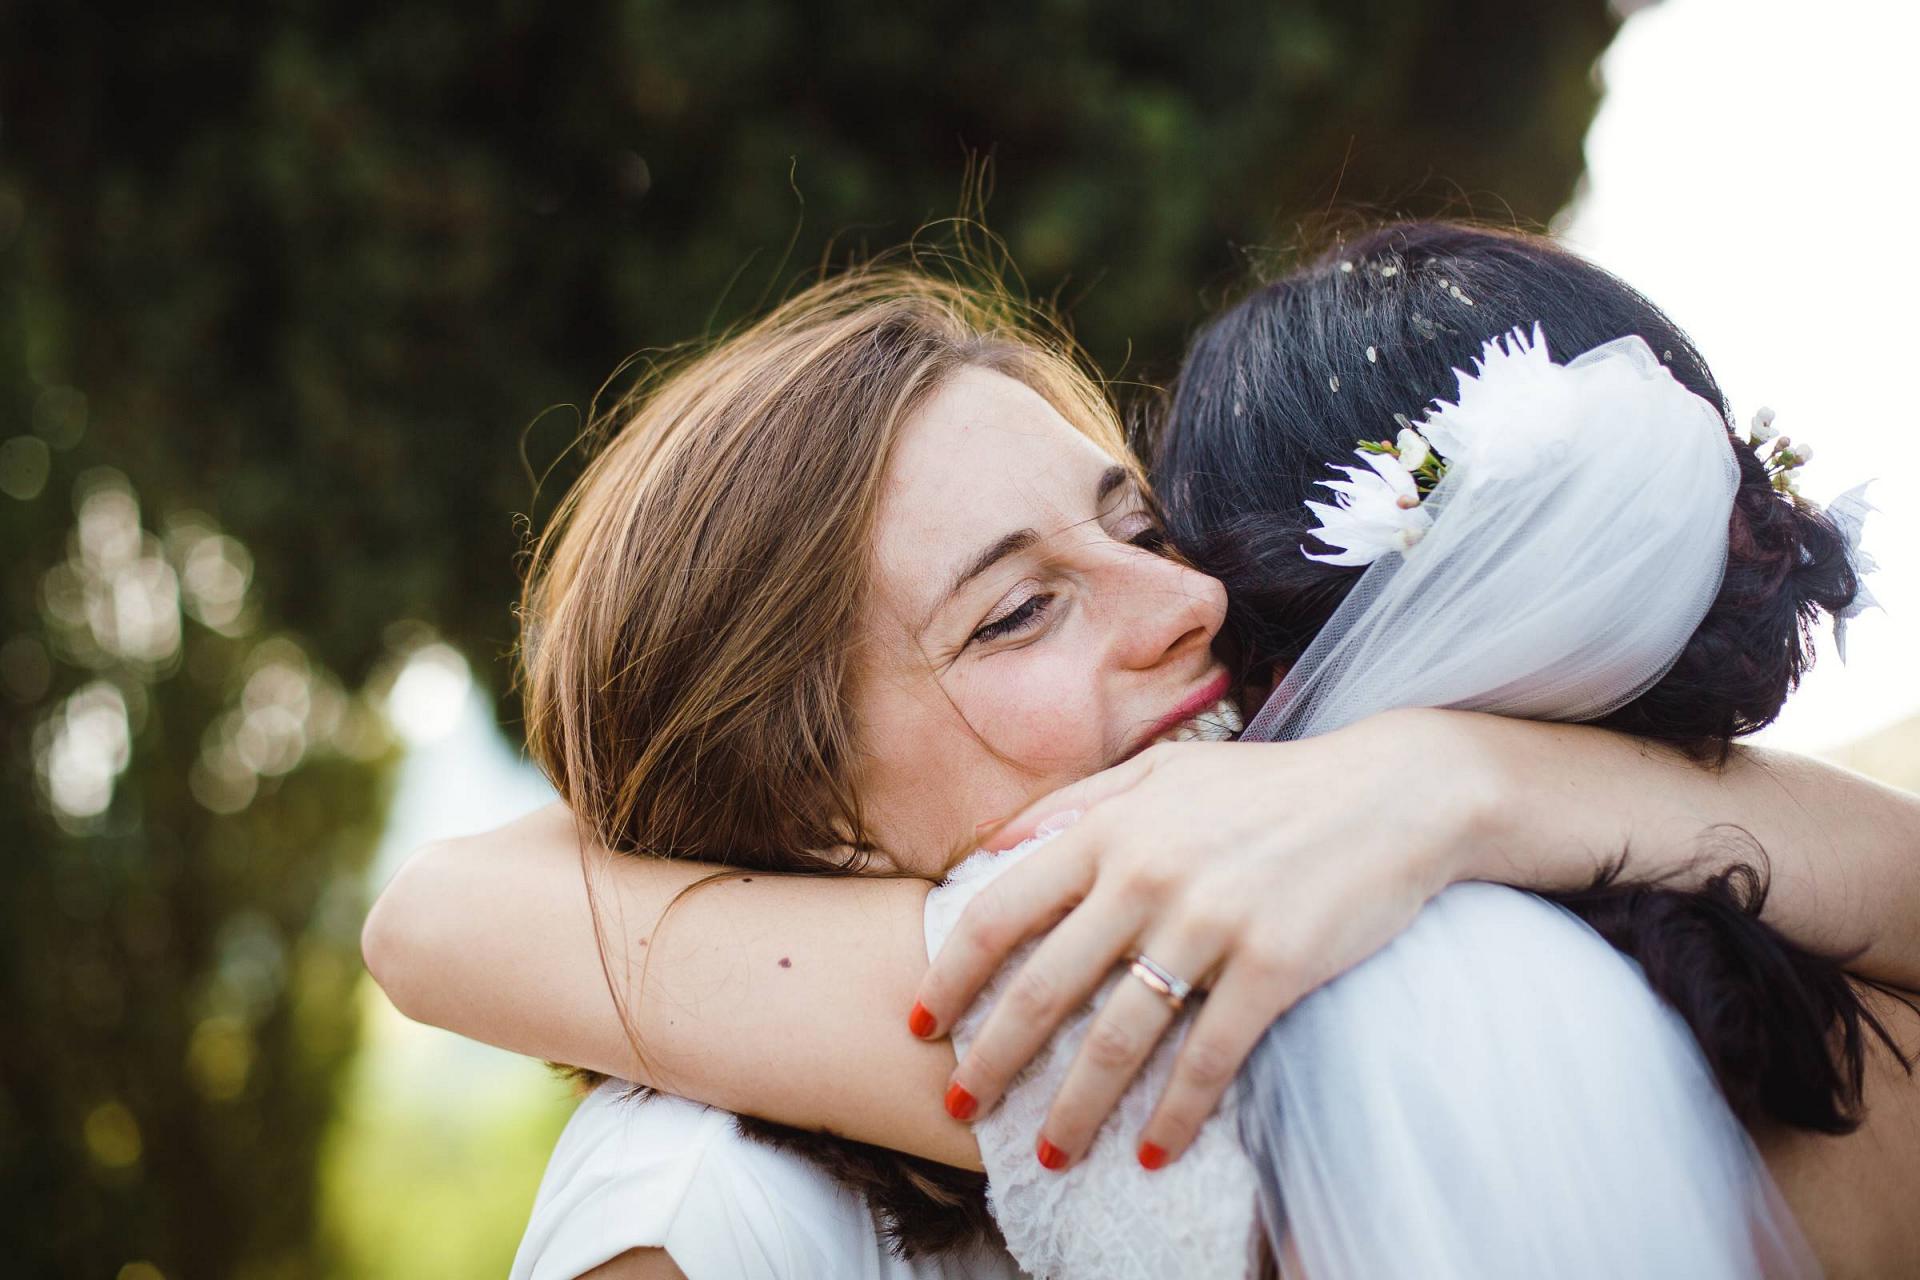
[1100, 548, 1229, 673]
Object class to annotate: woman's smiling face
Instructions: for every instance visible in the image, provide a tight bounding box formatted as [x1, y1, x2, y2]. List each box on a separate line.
[849, 366, 1232, 876]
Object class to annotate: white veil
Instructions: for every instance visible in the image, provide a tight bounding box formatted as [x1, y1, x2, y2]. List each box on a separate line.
[1235, 328, 1816, 1278]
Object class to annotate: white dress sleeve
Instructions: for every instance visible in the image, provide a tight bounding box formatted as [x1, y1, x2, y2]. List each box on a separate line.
[925, 838, 1262, 1280]
[511, 1083, 1023, 1280]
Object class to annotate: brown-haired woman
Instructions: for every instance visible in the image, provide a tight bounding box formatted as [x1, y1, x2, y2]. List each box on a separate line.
[365, 248, 1920, 1277]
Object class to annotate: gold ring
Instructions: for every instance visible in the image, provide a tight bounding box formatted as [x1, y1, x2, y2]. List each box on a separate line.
[1127, 953, 1194, 1011]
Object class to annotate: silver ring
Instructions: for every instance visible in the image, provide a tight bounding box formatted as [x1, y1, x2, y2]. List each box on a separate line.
[1127, 953, 1195, 1012]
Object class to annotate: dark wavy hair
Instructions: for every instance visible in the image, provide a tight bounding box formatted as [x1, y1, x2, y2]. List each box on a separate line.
[1155, 220, 1911, 1135]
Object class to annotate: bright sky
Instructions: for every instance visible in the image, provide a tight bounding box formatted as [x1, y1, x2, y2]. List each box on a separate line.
[1564, 0, 1920, 752]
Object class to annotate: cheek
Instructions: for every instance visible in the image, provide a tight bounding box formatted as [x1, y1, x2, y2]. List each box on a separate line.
[853, 658, 1107, 858]
[946, 651, 1107, 778]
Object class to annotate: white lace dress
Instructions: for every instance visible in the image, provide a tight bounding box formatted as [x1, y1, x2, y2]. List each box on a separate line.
[924, 836, 1262, 1279]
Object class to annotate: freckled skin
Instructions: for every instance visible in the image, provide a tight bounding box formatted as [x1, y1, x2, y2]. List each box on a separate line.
[847, 368, 1230, 878]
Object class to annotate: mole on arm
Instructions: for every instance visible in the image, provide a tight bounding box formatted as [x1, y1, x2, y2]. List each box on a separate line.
[778, 957, 792, 969]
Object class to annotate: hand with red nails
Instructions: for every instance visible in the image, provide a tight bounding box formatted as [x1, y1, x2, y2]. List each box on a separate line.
[912, 708, 1525, 1171]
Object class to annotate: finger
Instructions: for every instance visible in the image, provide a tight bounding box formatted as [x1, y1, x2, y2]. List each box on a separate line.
[1135, 955, 1303, 1169]
[912, 831, 1099, 1039]
[1033, 925, 1227, 1169]
[943, 879, 1151, 1119]
[979, 751, 1160, 852]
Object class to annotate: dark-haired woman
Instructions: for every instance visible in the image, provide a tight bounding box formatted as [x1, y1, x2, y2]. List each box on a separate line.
[366, 225, 1920, 1276]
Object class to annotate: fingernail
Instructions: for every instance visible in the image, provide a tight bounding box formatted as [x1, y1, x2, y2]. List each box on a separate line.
[1032, 809, 1082, 839]
[944, 1083, 977, 1121]
[1036, 1137, 1069, 1171]
[1137, 1142, 1168, 1171]
[973, 814, 1012, 840]
[908, 1002, 937, 1038]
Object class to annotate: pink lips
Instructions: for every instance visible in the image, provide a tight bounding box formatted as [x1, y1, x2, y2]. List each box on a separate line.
[1123, 669, 1233, 762]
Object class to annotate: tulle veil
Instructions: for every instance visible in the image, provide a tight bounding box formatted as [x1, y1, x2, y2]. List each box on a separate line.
[1233, 328, 1817, 1278]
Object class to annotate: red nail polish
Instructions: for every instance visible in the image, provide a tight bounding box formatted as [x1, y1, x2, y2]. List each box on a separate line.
[1137, 1142, 1168, 1170]
[945, 1083, 977, 1121]
[1036, 1137, 1069, 1170]
[908, 1002, 936, 1038]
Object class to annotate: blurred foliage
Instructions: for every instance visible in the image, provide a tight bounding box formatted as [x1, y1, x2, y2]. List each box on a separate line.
[318, 996, 576, 1280]
[0, 0, 1618, 708]
[0, 450, 399, 1277]
[0, 1, 1620, 1275]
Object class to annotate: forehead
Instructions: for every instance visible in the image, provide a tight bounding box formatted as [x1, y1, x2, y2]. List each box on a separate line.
[870, 366, 1119, 611]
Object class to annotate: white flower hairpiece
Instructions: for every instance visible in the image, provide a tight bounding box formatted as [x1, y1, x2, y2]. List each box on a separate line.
[1303, 339, 1884, 663]
[1300, 444, 1435, 565]
[1746, 406, 1813, 494]
[1304, 324, 1552, 567]
[1824, 480, 1880, 663]
[1743, 407, 1877, 660]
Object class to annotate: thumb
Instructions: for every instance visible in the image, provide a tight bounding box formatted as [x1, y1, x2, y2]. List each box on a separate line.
[978, 751, 1159, 852]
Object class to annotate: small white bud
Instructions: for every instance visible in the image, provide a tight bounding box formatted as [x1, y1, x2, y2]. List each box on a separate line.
[1790, 442, 1813, 465]
[1394, 427, 1430, 471]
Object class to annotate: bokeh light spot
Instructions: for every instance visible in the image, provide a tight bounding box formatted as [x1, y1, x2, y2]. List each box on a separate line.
[83, 1100, 143, 1170]
[33, 385, 89, 449]
[383, 641, 472, 745]
[34, 679, 133, 826]
[187, 1016, 255, 1102]
[0, 435, 51, 500]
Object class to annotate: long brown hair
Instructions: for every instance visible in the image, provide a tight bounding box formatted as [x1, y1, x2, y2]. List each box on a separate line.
[515, 259, 1128, 1253]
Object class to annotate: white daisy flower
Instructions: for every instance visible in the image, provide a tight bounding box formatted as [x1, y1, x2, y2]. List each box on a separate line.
[1303, 449, 1433, 566]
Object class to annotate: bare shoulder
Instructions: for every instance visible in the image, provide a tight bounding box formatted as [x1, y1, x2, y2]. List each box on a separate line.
[1761, 990, 1920, 1277]
[576, 1247, 687, 1280]
[482, 799, 583, 848]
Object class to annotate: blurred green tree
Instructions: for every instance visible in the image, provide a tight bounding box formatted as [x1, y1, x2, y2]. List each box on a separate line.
[0, 1, 1620, 1274]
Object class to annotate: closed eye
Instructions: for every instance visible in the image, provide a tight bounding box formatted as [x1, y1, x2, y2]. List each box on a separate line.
[969, 593, 1052, 646]
[1128, 523, 1168, 552]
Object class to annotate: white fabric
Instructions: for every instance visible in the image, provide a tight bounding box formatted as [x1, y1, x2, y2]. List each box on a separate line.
[926, 329, 1815, 1279]
[926, 843, 1262, 1280]
[1238, 883, 1804, 1279]
[511, 1082, 1022, 1280]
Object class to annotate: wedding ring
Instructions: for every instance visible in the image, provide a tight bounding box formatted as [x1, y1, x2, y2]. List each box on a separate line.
[1127, 953, 1195, 1012]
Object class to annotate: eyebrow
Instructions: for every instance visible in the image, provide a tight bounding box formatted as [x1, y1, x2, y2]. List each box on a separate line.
[946, 528, 1041, 603]
[1095, 464, 1131, 506]
[937, 466, 1135, 609]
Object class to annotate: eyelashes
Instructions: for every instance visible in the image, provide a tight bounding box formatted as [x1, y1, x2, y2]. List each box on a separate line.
[1127, 523, 1168, 553]
[969, 593, 1052, 646]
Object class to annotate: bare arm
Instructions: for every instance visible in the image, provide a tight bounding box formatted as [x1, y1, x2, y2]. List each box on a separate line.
[362, 799, 979, 1167]
[924, 709, 1920, 1167]
[579, 1249, 685, 1280]
[1465, 717, 1920, 982]
[364, 711, 1920, 1168]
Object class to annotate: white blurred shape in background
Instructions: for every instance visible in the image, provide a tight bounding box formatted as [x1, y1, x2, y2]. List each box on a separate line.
[357, 637, 557, 1114]
[1565, 0, 1920, 752]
